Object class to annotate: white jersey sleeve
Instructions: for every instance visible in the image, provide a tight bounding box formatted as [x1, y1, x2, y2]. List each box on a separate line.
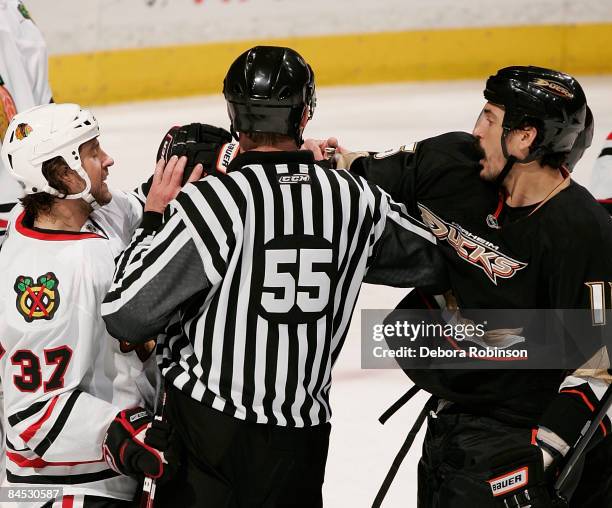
[590, 132, 612, 199]
[0, 0, 53, 238]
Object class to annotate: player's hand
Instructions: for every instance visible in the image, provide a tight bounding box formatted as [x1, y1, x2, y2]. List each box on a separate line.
[145, 155, 202, 213]
[103, 407, 176, 482]
[157, 123, 237, 180]
[119, 338, 156, 362]
[302, 137, 344, 161]
[333, 151, 370, 171]
[486, 445, 554, 507]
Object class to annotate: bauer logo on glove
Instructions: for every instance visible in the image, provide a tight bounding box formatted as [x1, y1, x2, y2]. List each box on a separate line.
[486, 445, 554, 508]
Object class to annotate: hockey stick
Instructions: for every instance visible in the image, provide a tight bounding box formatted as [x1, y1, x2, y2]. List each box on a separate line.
[140, 387, 167, 508]
[552, 383, 612, 506]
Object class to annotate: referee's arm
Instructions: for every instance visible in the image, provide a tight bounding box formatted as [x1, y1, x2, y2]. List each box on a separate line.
[101, 209, 209, 343]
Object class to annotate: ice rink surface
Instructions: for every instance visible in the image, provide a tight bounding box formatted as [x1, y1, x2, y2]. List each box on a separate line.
[94, 77, 612, 507]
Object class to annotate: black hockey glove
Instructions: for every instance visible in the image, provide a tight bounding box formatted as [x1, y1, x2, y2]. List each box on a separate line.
[103, 407, 176, 482]
[156, 123, 238, 183]
[486, 445, 554, 508]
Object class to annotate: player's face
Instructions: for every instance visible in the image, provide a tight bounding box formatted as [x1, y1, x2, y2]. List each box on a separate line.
[79, 137, 114, 206]
[473, 102, 507, 182]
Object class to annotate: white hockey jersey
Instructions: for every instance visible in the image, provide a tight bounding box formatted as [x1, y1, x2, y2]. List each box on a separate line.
[590, 132, 612, 200]
[0, 190, 155, 502]
[0, 0, 53, 243]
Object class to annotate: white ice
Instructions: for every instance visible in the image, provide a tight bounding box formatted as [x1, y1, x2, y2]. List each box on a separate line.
[95, 77, 612, 508]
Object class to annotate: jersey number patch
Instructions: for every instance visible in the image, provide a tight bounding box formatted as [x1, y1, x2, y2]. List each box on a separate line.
[11, 346, 73, 392]
[256, 236, 334, 324]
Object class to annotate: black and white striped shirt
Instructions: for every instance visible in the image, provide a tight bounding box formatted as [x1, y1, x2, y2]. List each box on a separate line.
[102, 150, 444, 427]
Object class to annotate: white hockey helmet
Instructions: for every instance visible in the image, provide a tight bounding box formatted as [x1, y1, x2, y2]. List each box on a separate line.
[1, 103, 102, 208]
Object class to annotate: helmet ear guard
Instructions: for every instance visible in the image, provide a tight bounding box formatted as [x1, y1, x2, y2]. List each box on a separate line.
[1, 103, 102, 208]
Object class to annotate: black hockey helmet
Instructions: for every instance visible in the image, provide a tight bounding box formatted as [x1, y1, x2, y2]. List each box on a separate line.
[484, 66, 587, 162]
[223, 46, 316, 146]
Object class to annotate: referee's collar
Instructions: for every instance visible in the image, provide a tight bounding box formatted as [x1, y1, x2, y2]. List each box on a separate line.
[228, 150, 315, 172]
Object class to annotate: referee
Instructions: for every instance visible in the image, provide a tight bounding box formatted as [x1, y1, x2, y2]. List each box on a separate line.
[102, 46, 445, 507]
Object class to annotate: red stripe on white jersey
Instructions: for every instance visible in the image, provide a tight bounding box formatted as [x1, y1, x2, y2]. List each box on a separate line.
[15, 211, 103, 241]
[7, 451, 105, 468]
[19, 395, 60, 443]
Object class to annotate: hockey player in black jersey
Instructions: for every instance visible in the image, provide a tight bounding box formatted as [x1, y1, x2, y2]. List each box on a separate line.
[316, 67, 612, 507]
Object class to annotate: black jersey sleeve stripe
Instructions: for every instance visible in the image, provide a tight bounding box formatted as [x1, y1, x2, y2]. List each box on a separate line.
[33, 391, 82, 457]
[599, 147, 612, 158]
[7, 468, 119, 485]
[0, 202, 16, 213]
[8, 400, 50, 427]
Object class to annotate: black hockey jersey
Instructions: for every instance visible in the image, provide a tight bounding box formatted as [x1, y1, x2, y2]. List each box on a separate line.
[353, 131, 612, 446]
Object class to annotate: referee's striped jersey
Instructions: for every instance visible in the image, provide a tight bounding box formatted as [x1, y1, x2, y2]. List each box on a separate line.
[102, 150, 444, 427]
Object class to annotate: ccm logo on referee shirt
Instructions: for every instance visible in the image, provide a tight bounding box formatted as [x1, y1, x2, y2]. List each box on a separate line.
[488, 467, 528, 496]
[278, 174, 311, 184]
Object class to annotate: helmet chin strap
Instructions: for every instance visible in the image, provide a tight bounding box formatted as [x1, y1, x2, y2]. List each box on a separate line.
[42, 166, 102, 210]
[495, 129, 516, 186]
[495, 128, 539, 186]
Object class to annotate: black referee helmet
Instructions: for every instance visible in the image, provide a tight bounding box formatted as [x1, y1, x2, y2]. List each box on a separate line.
[223, 46, 316, 146]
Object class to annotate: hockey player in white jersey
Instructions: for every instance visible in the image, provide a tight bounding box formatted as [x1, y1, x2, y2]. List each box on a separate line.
[0, 0, 53, 244]
[0, 104, 176, 507]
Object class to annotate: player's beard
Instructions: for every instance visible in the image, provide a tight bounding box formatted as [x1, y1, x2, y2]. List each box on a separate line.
[94, 181, 112, 206]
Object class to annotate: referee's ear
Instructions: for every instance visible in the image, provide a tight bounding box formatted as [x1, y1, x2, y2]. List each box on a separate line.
[300, 108, 310, 130]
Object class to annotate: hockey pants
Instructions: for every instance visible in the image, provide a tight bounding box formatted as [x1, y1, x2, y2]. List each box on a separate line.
[155, 385, 330, 508]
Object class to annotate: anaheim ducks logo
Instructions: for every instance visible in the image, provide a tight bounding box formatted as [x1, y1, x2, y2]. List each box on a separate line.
[14, 273, 60, 322]
[15, 123, 33, 140]
[532, 78, 574, 99]
[418, 204, 527, 284]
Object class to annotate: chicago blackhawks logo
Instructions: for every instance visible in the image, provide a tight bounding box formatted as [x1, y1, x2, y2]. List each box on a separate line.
[14, 273, 60, 322]
[15, 123, 33, 140]
[419, 204, 527, 284]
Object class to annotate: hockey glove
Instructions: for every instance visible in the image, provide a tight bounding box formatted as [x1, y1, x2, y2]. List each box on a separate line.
[156, 123, 238, 183]
[486, 445, 554, 508]
[103, 407, 175, 482]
